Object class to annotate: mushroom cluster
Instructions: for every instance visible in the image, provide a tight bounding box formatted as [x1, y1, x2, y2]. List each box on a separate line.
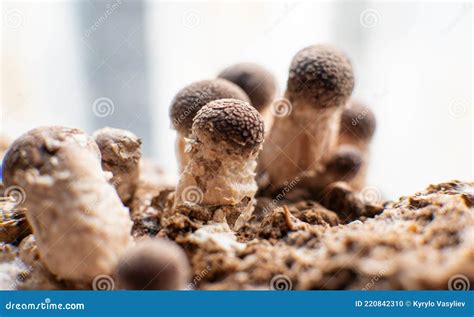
[0, 43, 380, 291]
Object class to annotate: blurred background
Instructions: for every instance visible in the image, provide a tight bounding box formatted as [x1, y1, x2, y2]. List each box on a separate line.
[1, 1, 472, 200]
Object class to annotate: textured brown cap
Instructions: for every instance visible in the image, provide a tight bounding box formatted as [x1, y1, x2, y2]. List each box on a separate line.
[2, 126, 99, 185]
[115, 239, 190, 290]
[340, 101, 376, 141]
[218, 63, 277, 112]
[326, 145, 362, 179]
[93, 127, 142, 165]
[192, 99, 264, 153]
[170, 79, 250, 136]
[287, 45, 354, 108]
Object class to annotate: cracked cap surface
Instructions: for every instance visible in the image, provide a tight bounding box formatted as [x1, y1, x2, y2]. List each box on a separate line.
[192, 98, 264, 153]
[2, 126, 99, 184]
[170, 79, 250, 136]
[287, 45, 354, 108]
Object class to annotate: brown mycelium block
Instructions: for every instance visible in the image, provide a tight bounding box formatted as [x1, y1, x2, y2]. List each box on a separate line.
[169, 79, 250, 171]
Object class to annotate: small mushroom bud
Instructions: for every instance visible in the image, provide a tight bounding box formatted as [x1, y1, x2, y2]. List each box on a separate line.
[325, 145, 363, 181]
[169, 79, 250, 171]
[338, 100, 376, 190]
[298, 144, 363, 193]
[93, 127, 142, 204]
[218, 63, 277, 132]
[115, 238, 190, 290]
[174, 99, 264, 228]
[259, 45, 354, 190]
[2, 126, 132, 283]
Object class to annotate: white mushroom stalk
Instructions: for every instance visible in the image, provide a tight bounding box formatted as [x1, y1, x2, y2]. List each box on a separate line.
[2, 126, 132, 283]
[174, 99, 264, 229]
[258, 45, 355, 191]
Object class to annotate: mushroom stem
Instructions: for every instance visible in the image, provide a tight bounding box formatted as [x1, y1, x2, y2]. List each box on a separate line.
[258, 45, 354, 191]
[93, 127, 142, 204]
[174, 99, 264, 229]
[2, 126, 132, 283]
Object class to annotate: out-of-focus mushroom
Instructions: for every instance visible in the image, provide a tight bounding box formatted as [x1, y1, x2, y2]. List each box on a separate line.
[93, 127, 142, 204]
[338, 100, 376, 190]
[258, 45, 354, 191]
[2, 126, 132, 283]
[218, 63, 277, 133]
[115, 238, 190, 290]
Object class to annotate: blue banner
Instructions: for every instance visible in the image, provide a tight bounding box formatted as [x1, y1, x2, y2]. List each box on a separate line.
[0, 291, 472, 317]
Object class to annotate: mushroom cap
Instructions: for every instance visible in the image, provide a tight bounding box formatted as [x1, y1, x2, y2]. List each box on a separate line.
[2, 126, 99, 185]
[340, 101, 376, 141]
[115, 239, 190, 290]
[287, 45, 354, 108]
[192, 98, 264, 154]
[218, 63, 277, 112]
[326, 145, 362, 179]
[93, 127, 142, 164]
[170, 79, 250, 136]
